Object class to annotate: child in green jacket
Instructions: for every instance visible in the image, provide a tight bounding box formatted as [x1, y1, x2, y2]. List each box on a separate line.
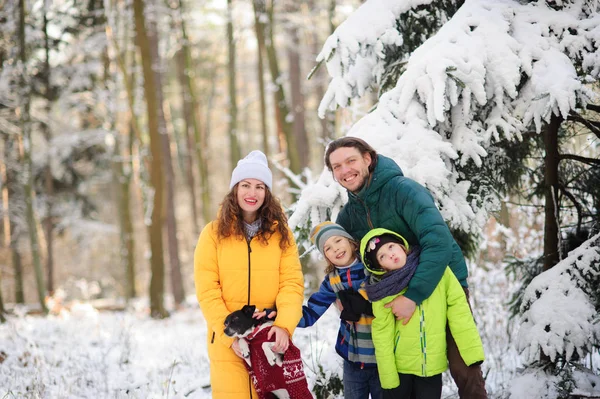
[359, 228, 484, 399]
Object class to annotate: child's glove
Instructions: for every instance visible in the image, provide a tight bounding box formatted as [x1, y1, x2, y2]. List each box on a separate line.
[338, 289, 373, 321]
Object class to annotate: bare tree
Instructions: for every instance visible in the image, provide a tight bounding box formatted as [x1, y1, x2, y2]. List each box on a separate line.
[2, 138, 25, 303]
[252, 0, 270, 158]
[104, 2, 137, 299]
[147, 1, 184, 305]
[19, 0, 48, 314]
[133, 0, 168, 318]
[41, 1, 55, 295]
[226, 0, 241, 168]
[263, 0, 300, 174]
[173, 0, 211, 228]
[286, 3, 309, 168]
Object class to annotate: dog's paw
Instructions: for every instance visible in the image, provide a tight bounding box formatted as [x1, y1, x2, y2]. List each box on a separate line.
[239, 339, 250, 359]
[262, 342, 283, 367]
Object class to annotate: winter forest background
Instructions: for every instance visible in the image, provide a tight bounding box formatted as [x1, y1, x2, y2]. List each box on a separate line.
[0, 0, 599, 398]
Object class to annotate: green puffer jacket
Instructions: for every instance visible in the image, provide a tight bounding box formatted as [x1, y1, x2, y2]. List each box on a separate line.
[361, 228, 485, 389]
[336, 154, 468, 305]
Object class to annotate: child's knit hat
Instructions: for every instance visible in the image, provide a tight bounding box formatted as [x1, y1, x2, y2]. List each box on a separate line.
[363, 234, 402, 271]
[230, 150, 273, 190]
[310, 221, 354, 255]
[360, 230, 410, 275]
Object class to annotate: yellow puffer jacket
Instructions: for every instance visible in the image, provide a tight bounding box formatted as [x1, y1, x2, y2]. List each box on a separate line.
[194, 220, 304, 398]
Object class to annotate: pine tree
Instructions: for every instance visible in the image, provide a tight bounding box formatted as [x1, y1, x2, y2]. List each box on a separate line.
[291, 1, 600, 395]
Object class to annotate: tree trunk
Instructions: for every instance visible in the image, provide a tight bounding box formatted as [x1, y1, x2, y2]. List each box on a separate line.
[19, 0, 48, 314]
[2, 139, 25, 303]
[227, 0, 241, 168]
[147, 5, 185, 305]
[42, 6, 55, 296]
[252, 0, 270, 158]
[309, 0, 336, 143]
[286, 17, 309, 168]
[0, 269, 6, 322]
[543, 113, 563, 271]
[264, 0, 301, 174]
[133, 0, 168, 318]
[114, 125, 137, 300]
[125, 124, 136, 299]
[175, 49, 200, 232]
[176, 0, 211, 226]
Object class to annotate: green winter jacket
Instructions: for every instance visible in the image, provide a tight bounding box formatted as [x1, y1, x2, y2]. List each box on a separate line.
[336, 154, 468, 305]
[361, 228, 484, 389]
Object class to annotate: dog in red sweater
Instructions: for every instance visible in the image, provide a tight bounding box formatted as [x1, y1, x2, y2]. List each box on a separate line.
[224, 305, 312, 399]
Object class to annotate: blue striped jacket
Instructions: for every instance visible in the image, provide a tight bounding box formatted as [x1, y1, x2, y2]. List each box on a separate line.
[298, 261, 377, 367]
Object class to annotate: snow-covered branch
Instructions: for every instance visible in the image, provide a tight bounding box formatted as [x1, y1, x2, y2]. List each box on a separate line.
[292, 0, 599, 235]
[517, 233, 600, 364]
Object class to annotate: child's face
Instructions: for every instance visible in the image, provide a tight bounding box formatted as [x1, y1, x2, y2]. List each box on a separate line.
[375, 242, 407, 271]
[323, 235, 355, 267]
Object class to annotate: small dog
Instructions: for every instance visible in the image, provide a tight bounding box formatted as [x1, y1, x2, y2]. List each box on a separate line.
[224, 305, 312, 399]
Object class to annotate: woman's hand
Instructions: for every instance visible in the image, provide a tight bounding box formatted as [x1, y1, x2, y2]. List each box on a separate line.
[267, 326, 290, 353]
[231, 338, 244, 358]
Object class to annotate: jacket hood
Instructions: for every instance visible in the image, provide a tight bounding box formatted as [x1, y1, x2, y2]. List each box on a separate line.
[360, 228, 409, 275]
[355, 155, 404, 199]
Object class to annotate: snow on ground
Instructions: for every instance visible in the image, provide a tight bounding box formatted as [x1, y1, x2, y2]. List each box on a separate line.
[1, 262, 516, 399]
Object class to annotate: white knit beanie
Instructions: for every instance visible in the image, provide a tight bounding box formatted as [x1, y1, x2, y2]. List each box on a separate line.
[229, 150, 273, 190]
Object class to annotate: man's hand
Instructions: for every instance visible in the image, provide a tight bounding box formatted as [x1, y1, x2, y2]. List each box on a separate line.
[267, 326, 290, 353]
[384, 295, 416, 325]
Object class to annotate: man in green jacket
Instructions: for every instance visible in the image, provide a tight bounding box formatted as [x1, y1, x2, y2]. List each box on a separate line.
[325, 136, 487, 399]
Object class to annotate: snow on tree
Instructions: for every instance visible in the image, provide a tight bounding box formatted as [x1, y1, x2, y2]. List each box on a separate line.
[509, 232, 600, 398]
[289, 0, 600, 241]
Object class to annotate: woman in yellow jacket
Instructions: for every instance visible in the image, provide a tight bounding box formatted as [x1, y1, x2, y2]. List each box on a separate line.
[194, 150, 304, 398]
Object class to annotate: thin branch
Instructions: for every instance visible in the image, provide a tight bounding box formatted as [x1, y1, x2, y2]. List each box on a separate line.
[568, 110, 600, 140]
[559, 153, 600, 166]
[558, 185, 583, 232]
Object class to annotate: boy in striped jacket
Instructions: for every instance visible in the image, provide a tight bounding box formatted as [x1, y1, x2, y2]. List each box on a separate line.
[298, 221, 383, 399]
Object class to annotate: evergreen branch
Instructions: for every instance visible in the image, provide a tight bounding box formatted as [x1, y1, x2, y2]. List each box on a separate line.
[307, 49, 335, 81]
[559, 153, 600, 166]
[568, 111, 600, 140]
[306, 59, 324, 81]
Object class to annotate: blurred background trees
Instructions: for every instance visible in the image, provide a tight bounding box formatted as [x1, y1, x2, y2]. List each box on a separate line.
[0, 0, 359, 317]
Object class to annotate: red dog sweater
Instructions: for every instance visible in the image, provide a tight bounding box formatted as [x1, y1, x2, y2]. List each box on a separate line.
[243, 327, 312, 399]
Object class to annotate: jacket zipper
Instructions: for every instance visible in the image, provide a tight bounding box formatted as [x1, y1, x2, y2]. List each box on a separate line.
[419, 305, 427, 376]
[246, 237, 252, 399]
[246, 238, 252, 305]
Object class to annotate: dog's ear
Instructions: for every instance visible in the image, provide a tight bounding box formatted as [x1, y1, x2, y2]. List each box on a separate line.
[241, 305, 256, 317]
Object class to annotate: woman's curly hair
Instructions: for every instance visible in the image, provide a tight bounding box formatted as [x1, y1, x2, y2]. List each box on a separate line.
[216, 184, 292, 249]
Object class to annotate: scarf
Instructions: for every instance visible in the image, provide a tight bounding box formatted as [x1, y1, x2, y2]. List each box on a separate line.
[244, 219, 262, 240]
[365, 246, 421, 302]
